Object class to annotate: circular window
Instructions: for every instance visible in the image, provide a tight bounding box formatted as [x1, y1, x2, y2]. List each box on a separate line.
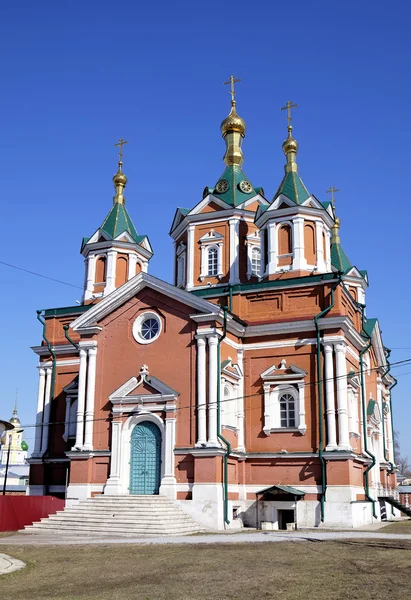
[215, 179, 229, 193]
[133, 312, 162, 345]
[239, 180, 252, 193]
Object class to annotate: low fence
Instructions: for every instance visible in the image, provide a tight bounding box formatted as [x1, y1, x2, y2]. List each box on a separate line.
[0, 496, 65, 531]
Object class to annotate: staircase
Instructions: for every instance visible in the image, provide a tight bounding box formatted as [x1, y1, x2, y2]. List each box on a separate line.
[378, 486, 411, 517]
[21, 495, 207, 536]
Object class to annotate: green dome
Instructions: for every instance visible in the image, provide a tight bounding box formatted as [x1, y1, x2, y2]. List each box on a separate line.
[21, 440, 28, 451]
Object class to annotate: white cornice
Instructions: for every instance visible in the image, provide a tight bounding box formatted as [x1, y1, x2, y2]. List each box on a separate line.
[255, 202, 334, 229]
[171, 211, 257, 240]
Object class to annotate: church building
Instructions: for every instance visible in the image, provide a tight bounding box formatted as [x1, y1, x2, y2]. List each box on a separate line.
[28, 80, 398, 529]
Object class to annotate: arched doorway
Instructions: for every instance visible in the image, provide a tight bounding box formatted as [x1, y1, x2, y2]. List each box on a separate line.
[129, 422, 161, 495]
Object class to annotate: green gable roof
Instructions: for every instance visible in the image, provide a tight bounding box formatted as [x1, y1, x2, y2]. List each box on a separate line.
[100, 203, 140, 242]
[273, 171, 310, 205]
[212, 165, 258, 207]
[331, 242, 352, 273]
[362, 317, 377, 339]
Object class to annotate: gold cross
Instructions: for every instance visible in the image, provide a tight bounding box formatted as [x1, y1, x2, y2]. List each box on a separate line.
[114, 138, 128, 163]
[280, 101, 298, 127]
[326, 186, 340, 208]
[224, 75, 241, 103]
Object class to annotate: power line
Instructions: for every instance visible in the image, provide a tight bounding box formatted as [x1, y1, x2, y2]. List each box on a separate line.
[0, 260, 83, 290]
[17, 357, 411, 430]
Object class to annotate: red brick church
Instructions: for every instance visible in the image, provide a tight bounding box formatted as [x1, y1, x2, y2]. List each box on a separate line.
[28, 82, 398, 529]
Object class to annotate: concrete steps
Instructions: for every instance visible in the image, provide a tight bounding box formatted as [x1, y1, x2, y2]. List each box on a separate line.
[22, 495, 206, 537]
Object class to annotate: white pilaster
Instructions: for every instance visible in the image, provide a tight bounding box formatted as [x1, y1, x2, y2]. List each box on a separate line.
[186, 225, 195, 290]
[267, 222, 278, 275]
[335, 342, 350, 450]
[297, 381, 307, 434]
[236, 348, 245, 452]
[195, 336, 207, 446]
[84, 254, 97, 301]
[324, 343, 338, 450]
[260, 227, 266, 277]
[292, 217, 307, 270]
[83, 347, 97, 451]
[229, 218, 240, 284]
[207, 334, 219, 446]
[263, 383, 271, 435]
[40, 367, 52, 454]
[33, 367, 46, 455]
[128, 253, 138, 280]
[315, 221, 326, 272]
[105, 250, 117, 295]
[104, 420, 122, 495]
[74, 348, 87, 450]
[160, 416, 177, 498]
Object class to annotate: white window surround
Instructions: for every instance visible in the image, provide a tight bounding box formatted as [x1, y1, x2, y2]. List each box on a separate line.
[199, 230, 224, 281]
[62, 379, 78, 443]
[348, 375, 361, 437]
[261, 361, 307, 435]
[132, 311, 162, 345]
[246, 231, 261, 279]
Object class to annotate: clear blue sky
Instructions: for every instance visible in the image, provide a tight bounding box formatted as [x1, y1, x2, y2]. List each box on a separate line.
[1, 1, 410, 458]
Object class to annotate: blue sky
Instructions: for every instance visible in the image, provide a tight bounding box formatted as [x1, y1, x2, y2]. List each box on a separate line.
[1, 1, 410, 457]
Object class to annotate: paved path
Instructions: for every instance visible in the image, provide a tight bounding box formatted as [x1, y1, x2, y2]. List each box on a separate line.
[0, 553, 26, 574]
[1, 530, 411, 546]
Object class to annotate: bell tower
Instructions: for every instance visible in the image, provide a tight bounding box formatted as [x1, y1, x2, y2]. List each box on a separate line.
[81, 140, 153, 303]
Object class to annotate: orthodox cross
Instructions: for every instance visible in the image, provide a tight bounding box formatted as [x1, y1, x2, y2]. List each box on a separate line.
[224, 75, 241, 103]
[115, 138, 128, 163]
[280, 101, 298, 126]
[326, 186, 340, 209]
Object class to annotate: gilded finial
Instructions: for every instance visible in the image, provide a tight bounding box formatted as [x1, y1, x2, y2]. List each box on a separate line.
[331, 216, 341, 244]
[281, 101, 299, 173]
[113, 138, 128, 205]
[221, 76, 246, 166]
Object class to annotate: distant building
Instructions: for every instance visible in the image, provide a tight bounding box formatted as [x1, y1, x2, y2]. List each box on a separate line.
[0, 405, 29, 494]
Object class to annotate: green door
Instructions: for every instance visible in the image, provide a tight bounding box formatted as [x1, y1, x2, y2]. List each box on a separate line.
[129, 422, 161, 495]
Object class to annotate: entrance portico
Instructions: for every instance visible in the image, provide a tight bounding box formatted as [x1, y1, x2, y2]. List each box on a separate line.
[104, 366, 178, 498]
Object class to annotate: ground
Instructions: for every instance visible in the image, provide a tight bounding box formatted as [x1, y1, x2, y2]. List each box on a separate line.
[1, 535, 411, 600]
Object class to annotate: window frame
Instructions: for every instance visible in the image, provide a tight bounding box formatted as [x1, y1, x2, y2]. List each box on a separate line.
[132, 311, 162, 345]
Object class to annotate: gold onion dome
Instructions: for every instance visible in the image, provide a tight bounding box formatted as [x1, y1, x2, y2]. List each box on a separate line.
[113, 168, 127, 186]
[221, 101, 246, 138]
[282, 126, 299, 155]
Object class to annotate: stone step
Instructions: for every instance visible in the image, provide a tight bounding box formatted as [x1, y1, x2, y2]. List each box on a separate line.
[62, 504, 183, 511]
[40, 516, 195, 526]
[24, 523, 201, 535]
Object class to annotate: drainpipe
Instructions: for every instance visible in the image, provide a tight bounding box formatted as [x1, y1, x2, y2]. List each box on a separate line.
[313, 280, 339, 522]
[217, 307, 231, 526]
[36, 310, 57, 493]
[63, 324, 78, 350]
[359, 305, 377, 519]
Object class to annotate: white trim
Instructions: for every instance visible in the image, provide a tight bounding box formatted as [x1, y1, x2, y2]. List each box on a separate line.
[229, 218, 240, 284]
[132, 311, 162, 345]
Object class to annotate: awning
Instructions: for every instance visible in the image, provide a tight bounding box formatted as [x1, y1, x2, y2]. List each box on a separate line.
[255, 484, 306, 501]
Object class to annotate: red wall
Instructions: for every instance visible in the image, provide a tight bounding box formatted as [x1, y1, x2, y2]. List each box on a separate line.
[0, 496, 65, 531]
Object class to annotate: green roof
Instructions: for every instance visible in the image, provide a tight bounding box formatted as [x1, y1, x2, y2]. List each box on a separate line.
[212, 165, 258, 207]
[362, 317, 377, 339]
[257, 484, 306, 497]
[331, 242, 352, 273]
[273, 171, 310, 205]
[100, 203, 140, 242]
[367, 399, 376, 416]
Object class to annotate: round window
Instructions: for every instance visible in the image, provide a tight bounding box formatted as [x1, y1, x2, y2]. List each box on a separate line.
[132, 312, 162, 345]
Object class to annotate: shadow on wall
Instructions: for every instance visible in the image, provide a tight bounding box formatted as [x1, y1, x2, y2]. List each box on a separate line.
[237, 500, 322, 529]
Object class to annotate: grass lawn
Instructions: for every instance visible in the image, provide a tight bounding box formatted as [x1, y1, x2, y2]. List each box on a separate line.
[0, 539, 410, 600]
[380, 519, 411, 533]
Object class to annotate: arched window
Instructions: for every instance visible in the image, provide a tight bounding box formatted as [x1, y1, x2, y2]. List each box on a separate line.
[222, 382, 237, 429]
[251, 247, 261, 276]
[304, 223, 316, 264]
[95, 256, 106, 283]
[115, 255, 128, 288]
[207, 246, 218, 276]
[177, 253, 186, 287]
[278, 224, 292, 255]
[280, 392, 296, 427]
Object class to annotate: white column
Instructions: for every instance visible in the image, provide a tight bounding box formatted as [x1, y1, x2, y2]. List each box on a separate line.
[229, 218, 240, 284]
[267, 222, 278, 275]
[105, 420, 122, 495]
[164, 417, 177, 478]
[74, 348, 87, 450]
[335, 342, 350, 450]
[41, 367, 52, 454]
[84, 254, 97, 300]
[83, 347, 97, 451]
[33, 368, 46, 455]
[186, 225, 195, 290]
[195, 336, 207, 446]
[324, 227, 331, 271]
[236, 349, 245, 452]
[263, 383, 272, 435]
[323, 343, 338, 450]
[386, 396, 394, 463]
[260, 227, 266, 277]
[128, 253, 138, 280]
[297, 382, 307, 434]
[105, 250, 117, 295]
[315, 221, 326, 272]
[292, 217, 307, 270]
[207, 334, 219, 446]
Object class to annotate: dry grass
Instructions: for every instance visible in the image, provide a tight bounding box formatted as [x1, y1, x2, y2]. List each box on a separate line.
[379, 518, 411, 533]
[0, 539, 410, 600]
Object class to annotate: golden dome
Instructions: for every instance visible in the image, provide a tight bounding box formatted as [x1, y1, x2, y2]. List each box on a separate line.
[282, 126, 299, 155]
[9, 416, 20, 426]
[113, 169, 128, 186]
[221, 102, 246, 138]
